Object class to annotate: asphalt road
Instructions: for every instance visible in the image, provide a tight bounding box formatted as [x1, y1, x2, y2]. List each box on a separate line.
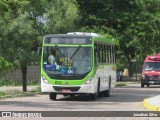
[1, 83, 160, 120]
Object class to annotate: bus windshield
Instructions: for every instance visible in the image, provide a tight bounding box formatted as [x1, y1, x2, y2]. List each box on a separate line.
[43, 46, 92, 76]
[143, 62, 160, 71]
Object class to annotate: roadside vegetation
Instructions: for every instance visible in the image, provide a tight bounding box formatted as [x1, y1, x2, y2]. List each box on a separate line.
[115, 81, 140, 87]
[0, 86, 41, 99]
[115, 82, 127, 87]
[1, 0, 160, 91]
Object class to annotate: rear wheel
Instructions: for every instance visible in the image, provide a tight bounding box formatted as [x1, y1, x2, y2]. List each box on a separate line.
[97, 79, 103, 97]
[104, 79, 111, 97]
[147, 84, 150, 87]
[49, 92, 57, 100]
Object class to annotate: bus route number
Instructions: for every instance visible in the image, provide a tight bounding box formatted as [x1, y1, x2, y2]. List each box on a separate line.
[55, 81, 62, 85]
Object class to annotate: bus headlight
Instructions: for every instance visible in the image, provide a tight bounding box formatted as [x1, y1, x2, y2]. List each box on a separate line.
[42, 76, 49, 84]
[84, 77, 93, 84]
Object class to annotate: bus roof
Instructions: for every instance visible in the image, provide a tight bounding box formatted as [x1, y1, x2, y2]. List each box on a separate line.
[44, 33, 115, 45]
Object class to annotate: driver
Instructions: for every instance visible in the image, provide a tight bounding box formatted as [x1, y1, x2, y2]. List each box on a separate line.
[48, 47, 57, 65]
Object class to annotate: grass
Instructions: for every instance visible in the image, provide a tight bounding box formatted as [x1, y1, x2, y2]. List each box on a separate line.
[0, 91, 6, 96]
[0, 86, 41, 99]
[115, 82, 127, 87]
[30, 86, 41, 93]
[115, 81, 141, 87]
[0, 90, 22, 98]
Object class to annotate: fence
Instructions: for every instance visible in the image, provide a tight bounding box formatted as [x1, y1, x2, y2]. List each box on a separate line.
[0, 65, 40, 82]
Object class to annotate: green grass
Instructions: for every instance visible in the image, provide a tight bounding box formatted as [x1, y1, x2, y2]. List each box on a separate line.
[5, 90, 23, 95]
[30, 86, 41, 93]
[115, 82, 127, 87]
[0, 91, 6, 96]
[0, 86, 41, 99]
[0, 90, 22, 98]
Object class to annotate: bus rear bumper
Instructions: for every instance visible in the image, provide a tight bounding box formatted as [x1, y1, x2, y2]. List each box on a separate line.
[41, 79, 95, 94]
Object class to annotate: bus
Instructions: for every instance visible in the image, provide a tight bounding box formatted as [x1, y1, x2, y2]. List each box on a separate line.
[41, 32, 116, 100]
[141, 54, 160, 87]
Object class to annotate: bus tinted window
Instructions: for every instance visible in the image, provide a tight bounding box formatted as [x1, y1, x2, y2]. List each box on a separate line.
[44, 37, 92, 44]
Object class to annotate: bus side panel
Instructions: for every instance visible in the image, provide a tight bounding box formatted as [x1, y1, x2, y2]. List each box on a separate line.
[95, 64, 116, 92]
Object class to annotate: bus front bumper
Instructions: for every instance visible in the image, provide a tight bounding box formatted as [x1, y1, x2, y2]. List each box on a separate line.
[41, 78, 95, 94]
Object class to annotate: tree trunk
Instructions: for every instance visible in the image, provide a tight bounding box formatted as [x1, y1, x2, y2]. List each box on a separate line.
[21, 64, 27, 92]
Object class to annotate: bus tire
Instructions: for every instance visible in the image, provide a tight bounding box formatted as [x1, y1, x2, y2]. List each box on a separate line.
[147, 84, 150, 87]
[141, 83, 144, 88]
[97, 78, 103, 97]
[49, 92, 57, 100]
[89, 93, 97, 100]
[104, 78, 111, 97]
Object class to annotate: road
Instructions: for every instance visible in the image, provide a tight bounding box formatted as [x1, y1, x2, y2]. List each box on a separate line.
[0, 83, 160, 119]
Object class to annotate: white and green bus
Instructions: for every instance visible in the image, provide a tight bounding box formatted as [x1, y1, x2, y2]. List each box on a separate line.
[41, 32, 116, 100]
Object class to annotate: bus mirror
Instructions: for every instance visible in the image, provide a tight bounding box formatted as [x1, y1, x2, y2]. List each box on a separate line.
[38, 47, 42, 56]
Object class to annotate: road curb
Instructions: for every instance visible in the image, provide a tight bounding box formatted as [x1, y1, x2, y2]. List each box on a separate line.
[143, 99, 160, 111]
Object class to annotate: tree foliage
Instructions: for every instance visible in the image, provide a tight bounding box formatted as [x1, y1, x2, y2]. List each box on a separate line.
[44, 0, 79, 34]
[77, 0, 160, 75]
[1, 0, 160, 83]
[0, 56, 12, 76]
[0, 0, 79, 91]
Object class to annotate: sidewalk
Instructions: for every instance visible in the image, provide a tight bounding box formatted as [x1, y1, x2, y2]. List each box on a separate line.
[143, 95, 160, 111]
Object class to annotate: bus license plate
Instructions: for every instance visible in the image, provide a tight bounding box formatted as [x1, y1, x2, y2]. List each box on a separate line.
[149, 81, 154, 84]
[62, 89, 71, 93]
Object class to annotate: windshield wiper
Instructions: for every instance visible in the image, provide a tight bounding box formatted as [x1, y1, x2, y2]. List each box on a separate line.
[55, 45, 65, 57]
[70, 45, 81, 59]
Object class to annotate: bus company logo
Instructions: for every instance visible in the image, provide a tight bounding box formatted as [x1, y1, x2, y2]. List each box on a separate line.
[2, 112, 11, 117]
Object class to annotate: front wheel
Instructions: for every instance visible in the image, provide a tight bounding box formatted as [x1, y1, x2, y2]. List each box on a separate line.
[49, 92, 57, 100]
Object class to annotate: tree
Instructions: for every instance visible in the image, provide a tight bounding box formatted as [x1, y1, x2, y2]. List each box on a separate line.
[77, 0, 160, 75]
[44, 0, 79, 34]
[0, 0, 80, 91]
[0, 0, 38, 92]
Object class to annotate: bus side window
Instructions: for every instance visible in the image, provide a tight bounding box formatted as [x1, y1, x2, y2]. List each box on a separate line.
[104, 45, 106, 63]
[94, 43, 98, 66]
[97, 43, 100, 63]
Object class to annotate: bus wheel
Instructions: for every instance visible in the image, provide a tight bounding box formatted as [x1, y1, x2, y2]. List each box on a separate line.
[89, 93, 97, 100]
[147, 84, 150, 87]
[104, 79, 111, 97]
[97, 79, 103, 97]
[49, 92, 57, 100]
[141, 83, 144, 88]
